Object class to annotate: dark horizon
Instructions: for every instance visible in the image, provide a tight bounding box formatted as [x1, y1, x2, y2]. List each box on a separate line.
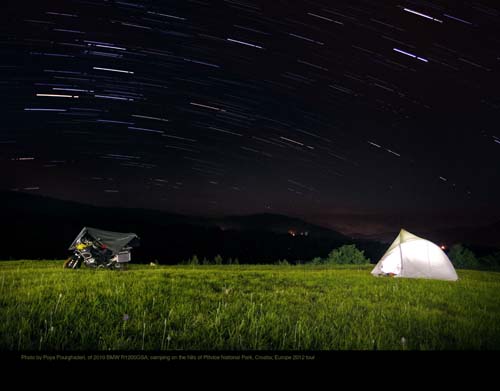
[4, 189, 500, 248]
[2, 0, 500, 238]
[3, 188, 499, 268]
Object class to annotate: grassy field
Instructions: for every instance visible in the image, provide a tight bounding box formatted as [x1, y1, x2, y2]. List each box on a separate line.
[1, 260, 500, 351]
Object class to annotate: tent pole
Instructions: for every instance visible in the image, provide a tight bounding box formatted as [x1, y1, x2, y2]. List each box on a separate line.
[399, 230, 404, 276]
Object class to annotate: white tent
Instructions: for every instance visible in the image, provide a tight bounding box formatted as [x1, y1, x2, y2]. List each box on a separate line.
[371, 229, 458, 281]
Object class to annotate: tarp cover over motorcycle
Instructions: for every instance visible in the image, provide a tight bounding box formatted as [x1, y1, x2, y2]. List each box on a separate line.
[69, 227, 140, 256]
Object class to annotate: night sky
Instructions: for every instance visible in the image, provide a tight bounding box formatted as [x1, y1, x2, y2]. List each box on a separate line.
[2, 0, 500, 236]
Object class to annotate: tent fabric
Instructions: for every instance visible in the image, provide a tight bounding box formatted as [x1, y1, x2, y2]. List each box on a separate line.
[69, 227, 139, 256]
[371, 229, 458, 281]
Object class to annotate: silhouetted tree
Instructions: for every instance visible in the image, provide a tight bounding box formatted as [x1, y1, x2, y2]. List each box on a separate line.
[480, 251, 500, 269]
[449, 244, 479, 269]
[325, 244, 370, 264]
[189, 254, 199, 265]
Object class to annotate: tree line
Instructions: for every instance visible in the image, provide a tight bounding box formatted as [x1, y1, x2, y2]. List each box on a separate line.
[178, 243, 500, 269]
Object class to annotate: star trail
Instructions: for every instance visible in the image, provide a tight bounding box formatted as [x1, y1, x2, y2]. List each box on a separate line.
[1, 0, 500, 235]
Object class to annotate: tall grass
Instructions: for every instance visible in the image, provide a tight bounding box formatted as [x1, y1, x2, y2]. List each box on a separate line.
[1, 260, 499, 350]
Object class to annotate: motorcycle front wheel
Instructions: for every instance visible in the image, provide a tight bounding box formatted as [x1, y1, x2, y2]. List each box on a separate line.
[64, 255, 82, 269]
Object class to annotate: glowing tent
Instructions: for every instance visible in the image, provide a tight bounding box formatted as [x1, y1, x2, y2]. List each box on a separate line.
[371, 229, 458, 281]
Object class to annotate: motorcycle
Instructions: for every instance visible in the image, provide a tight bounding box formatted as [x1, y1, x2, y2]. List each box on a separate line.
[64, 227, 139, 270]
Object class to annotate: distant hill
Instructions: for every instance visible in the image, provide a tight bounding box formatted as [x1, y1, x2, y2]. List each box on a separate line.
[0, 191, 383, 263]
[214, 213, 349, 239]
[422, 223, 500, 255]
[350, 223, 500, 254]
[349, 231, 395, 244]
[380, 224, 500, 249]
[442, 222, 500, 247]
